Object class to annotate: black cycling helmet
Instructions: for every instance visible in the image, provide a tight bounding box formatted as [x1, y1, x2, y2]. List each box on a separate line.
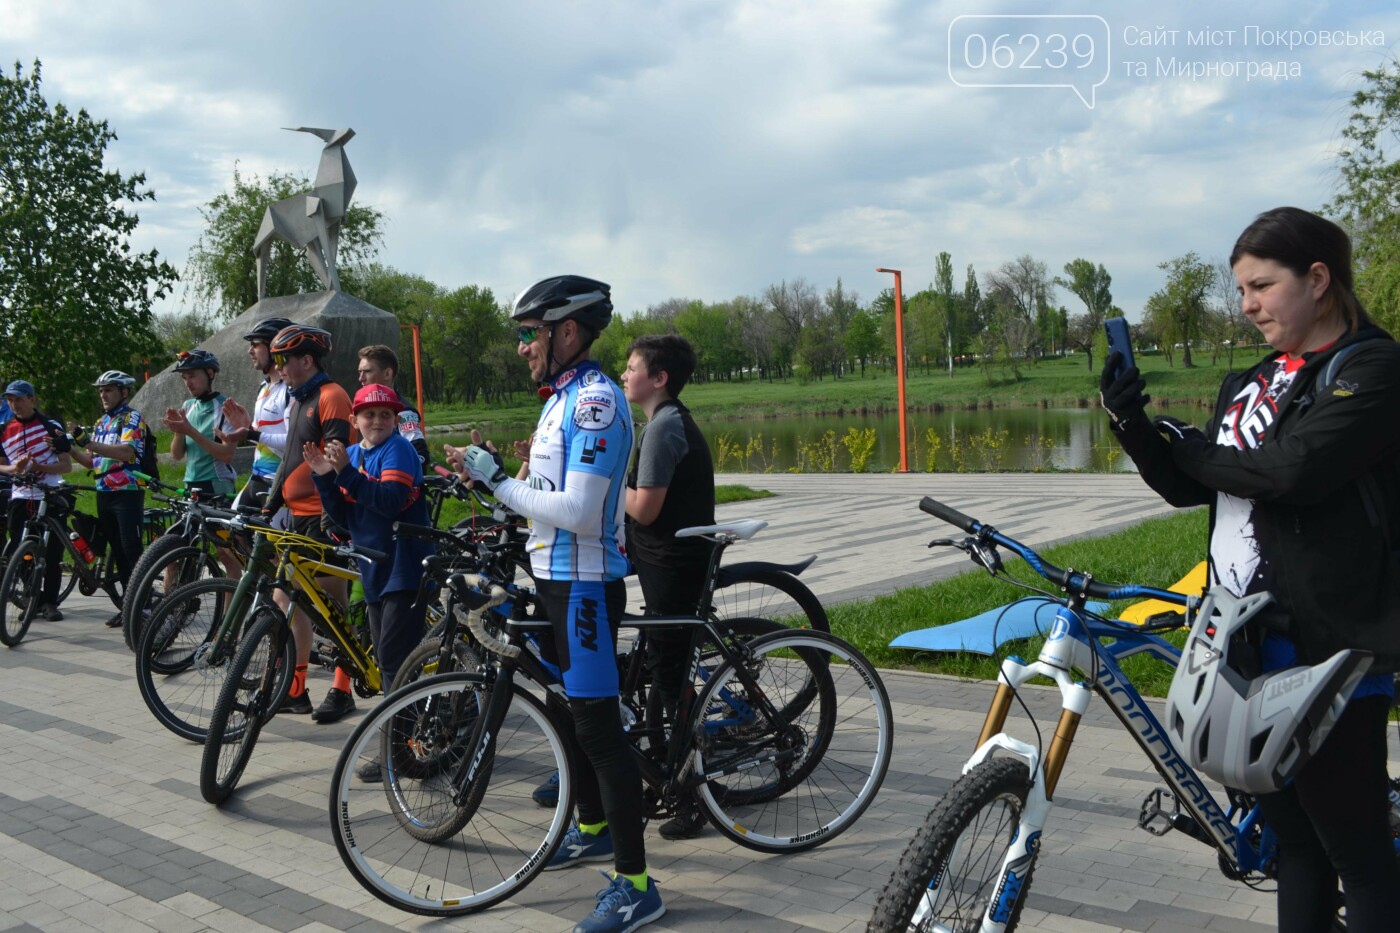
[510, 275, 613, 333]
[243, 316, 296, 344]
[269, 324, 333, 358]
[174, 349, 220, 372]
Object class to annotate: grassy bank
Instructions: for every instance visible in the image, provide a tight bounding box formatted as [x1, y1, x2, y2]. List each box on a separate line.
[830, 507, 1209, 698]
[423, 348, 1270, 429]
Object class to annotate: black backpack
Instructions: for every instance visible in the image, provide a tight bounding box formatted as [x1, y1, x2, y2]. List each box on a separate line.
[138, 420, 160, 482]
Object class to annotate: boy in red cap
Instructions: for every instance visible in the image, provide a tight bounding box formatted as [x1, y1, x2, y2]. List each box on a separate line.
[305, 383, 433, 778]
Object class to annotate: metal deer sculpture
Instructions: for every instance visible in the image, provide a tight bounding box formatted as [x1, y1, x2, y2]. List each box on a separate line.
[252, 127, 357, 300]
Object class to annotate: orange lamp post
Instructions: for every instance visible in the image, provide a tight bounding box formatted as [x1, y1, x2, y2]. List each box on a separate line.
[876, 267, 910, 472]
[399, 324, 426, 428]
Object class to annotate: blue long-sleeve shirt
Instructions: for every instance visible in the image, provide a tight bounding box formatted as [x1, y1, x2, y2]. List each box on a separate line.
[312, 432, 433, 601]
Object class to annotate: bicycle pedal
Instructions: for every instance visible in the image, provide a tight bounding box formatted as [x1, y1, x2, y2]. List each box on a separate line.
[1138, 787, 1178, 837]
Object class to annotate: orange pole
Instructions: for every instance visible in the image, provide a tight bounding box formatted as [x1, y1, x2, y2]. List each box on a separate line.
[400, 324, 426, 428]
[877, 267, 909, 472]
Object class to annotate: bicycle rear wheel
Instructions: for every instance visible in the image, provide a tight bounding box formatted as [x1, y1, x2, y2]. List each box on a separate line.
[0, 539, 44, 647]
[134, 577, 244, 741]
[694, 629, 892, 853]
[330, 673, 574, 916]
[200, 609, 294, 805]
[869, 757, 1035, 932]
[712, 567, 828, 632]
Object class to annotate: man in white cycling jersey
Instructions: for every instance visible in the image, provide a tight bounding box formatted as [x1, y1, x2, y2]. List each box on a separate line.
[447, 275, 662, 933]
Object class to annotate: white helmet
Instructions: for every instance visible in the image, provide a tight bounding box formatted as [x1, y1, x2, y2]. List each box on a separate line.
[93, 370, 137, 388]
[1164, 586, 1373, 794]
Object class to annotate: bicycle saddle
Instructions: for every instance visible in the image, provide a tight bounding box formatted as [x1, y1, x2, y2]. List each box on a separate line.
[675, 519, 768, 540]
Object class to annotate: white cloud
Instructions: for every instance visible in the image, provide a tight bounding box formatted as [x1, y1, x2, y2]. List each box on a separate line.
[1, 0, 1393, 322]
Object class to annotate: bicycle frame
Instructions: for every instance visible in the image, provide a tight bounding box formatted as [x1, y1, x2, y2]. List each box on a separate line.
[968, 602, 1271, 928]
[910, 491, 1400, 932]
[282, 548, 378, 692]
[442, 575, 806, 815]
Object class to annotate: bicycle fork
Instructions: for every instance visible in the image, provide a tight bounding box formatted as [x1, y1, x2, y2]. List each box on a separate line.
[937, 617, 1093, 932]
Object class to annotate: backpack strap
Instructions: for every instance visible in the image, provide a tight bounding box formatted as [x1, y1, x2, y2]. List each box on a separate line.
[1319, 337, 1385, 388]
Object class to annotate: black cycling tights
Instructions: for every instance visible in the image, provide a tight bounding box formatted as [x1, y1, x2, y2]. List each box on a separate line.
[550, 693, 647, 876]
[1255, 694, 1399, 932]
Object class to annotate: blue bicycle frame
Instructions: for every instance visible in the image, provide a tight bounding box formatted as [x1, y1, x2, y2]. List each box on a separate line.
[911, 494, 1400, 931]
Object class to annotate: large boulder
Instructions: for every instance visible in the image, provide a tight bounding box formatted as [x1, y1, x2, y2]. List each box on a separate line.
[131, 291, 400, 436]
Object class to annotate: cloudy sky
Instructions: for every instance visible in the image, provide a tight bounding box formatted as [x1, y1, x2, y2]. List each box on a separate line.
[4, 0, 1398, 322]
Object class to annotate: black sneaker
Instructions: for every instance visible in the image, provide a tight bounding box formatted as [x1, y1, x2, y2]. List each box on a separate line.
[312, 687, 356, 724]
[104, 612, 123, 628]
[658, 800, 707, 840]
[40, 604, 63, 622]
[278, 690, 313, 715]
[355, 759, 382, 783]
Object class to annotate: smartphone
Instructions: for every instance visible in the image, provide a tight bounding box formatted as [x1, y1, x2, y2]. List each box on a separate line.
[1103, 317, 1135, 380]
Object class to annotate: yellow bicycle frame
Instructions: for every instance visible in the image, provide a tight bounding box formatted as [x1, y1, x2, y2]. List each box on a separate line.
[261, 528, 380, 695]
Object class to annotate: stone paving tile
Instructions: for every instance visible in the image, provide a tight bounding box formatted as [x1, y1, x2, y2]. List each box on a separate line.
[0, 474, 1395, 931]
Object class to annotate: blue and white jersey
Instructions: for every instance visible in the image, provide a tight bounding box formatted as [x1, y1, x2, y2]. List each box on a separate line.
[513, 361, 633, 582]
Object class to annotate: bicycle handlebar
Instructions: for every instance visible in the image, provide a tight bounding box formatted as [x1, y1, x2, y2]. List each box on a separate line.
[919, 496, 978, 533]
[919, 495, 1195, 609]
[449, 573, 518, 659]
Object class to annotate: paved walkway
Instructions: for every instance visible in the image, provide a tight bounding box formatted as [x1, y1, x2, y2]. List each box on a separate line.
[1, 474, 1391, 933]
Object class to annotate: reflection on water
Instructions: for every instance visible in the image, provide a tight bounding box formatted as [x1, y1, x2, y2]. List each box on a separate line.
[440, 405, 1209, 474]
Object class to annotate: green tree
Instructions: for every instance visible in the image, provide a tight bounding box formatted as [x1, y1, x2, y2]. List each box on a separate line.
[351, 263, 445, 399]
[1056, 259, 1114, 369]
[186, 165, 384, 319]
[153, 310, 215, 361]
[421, 284, 513, 404]
[1150, 252, 1215, 367]
[1327, 57, 1400, 331]
[844, 308, 881, 376]
[933, 251, 957, 376]
[0, 60, 177, 420]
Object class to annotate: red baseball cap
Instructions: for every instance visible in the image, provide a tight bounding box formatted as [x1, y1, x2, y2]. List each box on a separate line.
[352, 383, 405, 415]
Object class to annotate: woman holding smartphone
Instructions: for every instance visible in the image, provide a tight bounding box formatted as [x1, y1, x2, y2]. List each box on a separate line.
[1101, 206, 1400, 932]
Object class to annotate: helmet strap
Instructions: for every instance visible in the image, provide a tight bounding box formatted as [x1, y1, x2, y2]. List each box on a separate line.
[540, 328, 590, 387]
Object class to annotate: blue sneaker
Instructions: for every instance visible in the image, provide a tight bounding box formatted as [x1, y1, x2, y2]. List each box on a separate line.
[545, 824, 614, 871]
[533, 770, 560, 807]
[574, 871, 664, 933]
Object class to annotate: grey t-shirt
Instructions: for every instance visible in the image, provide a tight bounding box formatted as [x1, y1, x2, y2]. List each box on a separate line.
[634, 403, 689, 489]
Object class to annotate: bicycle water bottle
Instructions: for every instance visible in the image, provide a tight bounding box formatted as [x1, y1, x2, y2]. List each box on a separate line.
[69, 531, 97, 564]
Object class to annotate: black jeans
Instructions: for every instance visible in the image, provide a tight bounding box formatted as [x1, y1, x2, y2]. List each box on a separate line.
[636, 557, 708, 733]
[96, 490, 144, 589]
[1255, 694, 1400, 932]
[6, 498, 65, 605]
[366, 590, 426, 689]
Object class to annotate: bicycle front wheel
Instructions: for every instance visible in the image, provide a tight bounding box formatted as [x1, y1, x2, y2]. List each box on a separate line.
[0, 539, 44, 647]
[199, 609, 294, 805]
[123, 535, 222, 651]
[694, 629, 892, 853]
[868, 757, 1035, 933]
[134, 577, 242, 741]
[712, 567, 829, 632]
[330, 672, 574, 917]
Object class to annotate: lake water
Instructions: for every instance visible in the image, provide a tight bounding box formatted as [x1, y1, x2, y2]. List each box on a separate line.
[438, 403, 1211, 474]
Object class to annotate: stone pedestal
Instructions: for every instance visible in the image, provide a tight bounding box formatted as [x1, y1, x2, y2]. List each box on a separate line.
[131, 292, 400, 434]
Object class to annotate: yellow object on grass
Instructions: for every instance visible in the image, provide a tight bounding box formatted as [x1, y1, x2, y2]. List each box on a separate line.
[1117, 561, 1208, 625]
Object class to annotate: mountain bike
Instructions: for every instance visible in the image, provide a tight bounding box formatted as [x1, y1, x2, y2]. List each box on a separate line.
[328, 518, 892, 917]
[198, 518, 402, 805]
[121, 472, 241, 651]
[868, 497, 1400, 933]
[1, 482, 121, 646]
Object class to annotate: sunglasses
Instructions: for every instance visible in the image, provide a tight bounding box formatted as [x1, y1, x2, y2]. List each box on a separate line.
[517, 326, 549, 344]
[271, 353, 288, 366]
